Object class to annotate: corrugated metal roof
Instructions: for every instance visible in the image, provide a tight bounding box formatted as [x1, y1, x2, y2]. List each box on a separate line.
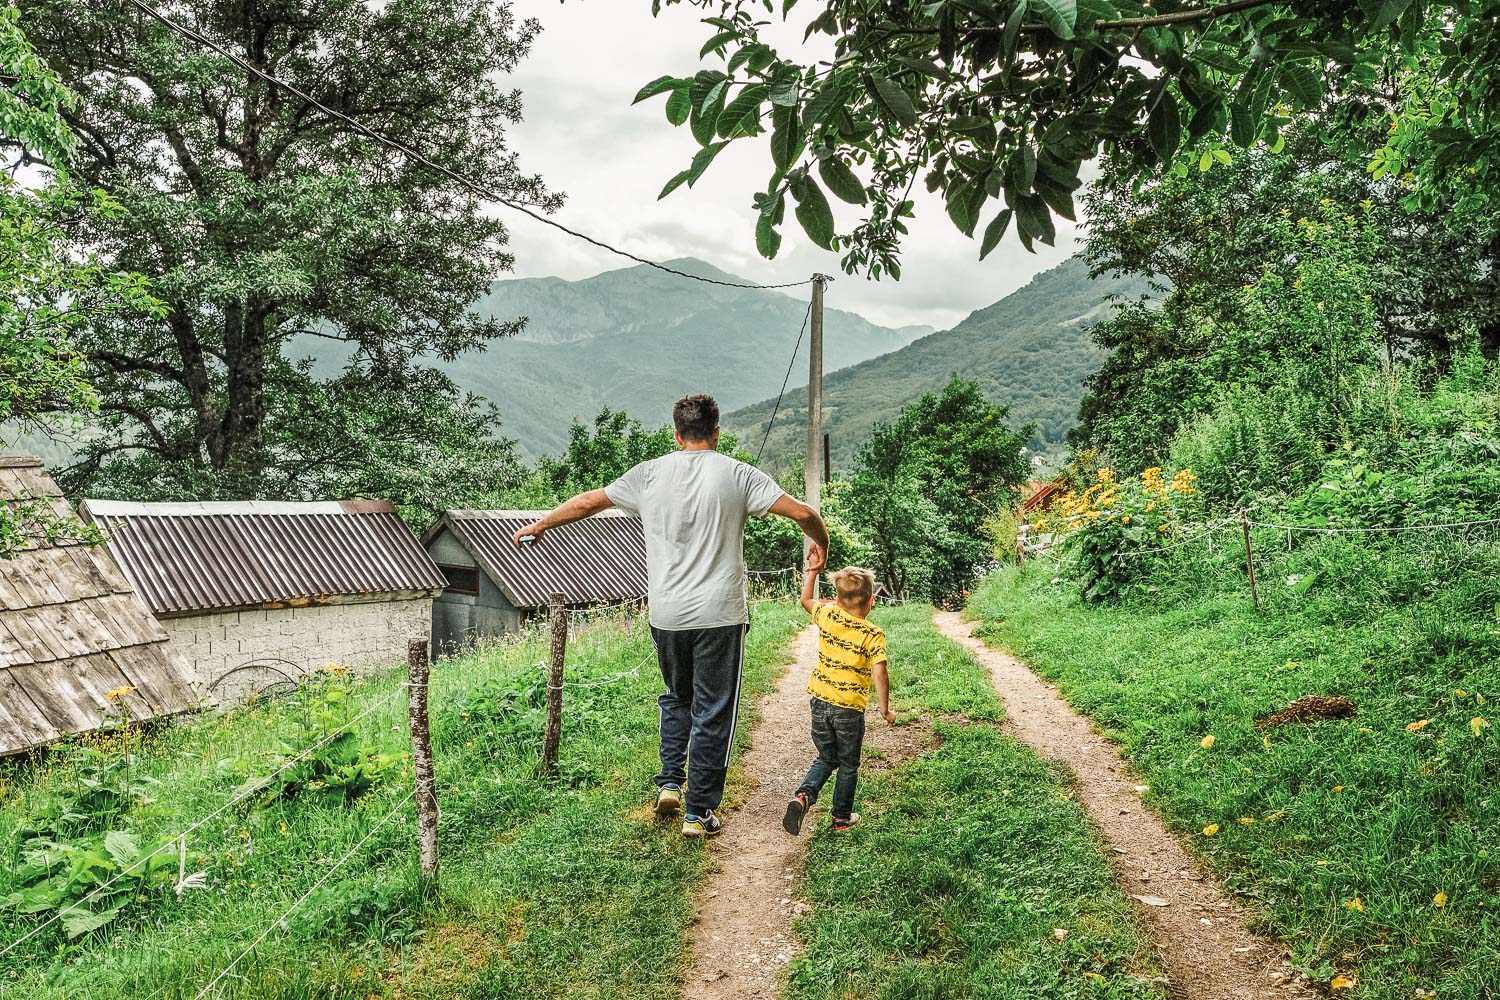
[81, 499, 446, 616]
[0, 457, 198, 756]
[430, 510, 648, 609]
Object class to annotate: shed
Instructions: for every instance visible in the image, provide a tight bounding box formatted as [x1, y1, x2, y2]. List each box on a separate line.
[422, 510, 648, 653]
[80, 499, 445, 703]
[0, 458, 198, 755]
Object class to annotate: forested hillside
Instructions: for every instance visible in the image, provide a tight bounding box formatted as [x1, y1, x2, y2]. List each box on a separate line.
[726, 260, 1149, 470]
[292, 258, 930, 457]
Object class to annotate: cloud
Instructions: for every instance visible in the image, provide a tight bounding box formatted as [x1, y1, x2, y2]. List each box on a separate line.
[503, 1, 1080, 331]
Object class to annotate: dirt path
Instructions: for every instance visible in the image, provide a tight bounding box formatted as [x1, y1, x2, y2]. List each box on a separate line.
[934, 612, 1314, 1000]
[680, 625, 933, 1000]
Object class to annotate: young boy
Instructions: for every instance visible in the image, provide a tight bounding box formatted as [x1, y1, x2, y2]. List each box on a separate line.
[782, 551, 894, 835]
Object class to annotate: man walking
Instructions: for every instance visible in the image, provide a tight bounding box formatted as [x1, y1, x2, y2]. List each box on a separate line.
[512, 394, 828, 837]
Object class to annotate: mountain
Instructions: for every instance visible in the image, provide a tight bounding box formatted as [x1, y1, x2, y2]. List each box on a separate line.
[724, 258, 1150, 471]
[290, 258, 932, 457]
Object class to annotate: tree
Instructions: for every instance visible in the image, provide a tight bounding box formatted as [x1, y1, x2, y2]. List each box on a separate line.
[1, 8, 152, 554]
[9, 0, 557, 505]
[846, 377, 1031, 601]
[1074, 117, 1497, 469]
[641, 0, 1494, 274]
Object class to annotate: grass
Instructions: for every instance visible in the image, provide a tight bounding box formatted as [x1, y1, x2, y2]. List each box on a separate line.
[968, 544, 1500, 999]
[786, 604, 1165, 1000]
[0, 601, 806, 999]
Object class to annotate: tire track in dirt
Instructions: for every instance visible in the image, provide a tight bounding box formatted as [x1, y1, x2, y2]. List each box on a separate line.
[679, 625, 933, 1000]
[934, 612, 1315, 1000]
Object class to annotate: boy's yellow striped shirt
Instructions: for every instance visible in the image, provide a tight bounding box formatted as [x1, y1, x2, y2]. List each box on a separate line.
[806, 603, 887, 711]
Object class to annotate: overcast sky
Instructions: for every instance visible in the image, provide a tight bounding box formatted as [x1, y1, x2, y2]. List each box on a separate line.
[501, 1, 1082, 331]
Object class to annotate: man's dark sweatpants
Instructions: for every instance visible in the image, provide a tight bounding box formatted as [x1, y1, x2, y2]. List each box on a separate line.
[652, 623, 746, 818]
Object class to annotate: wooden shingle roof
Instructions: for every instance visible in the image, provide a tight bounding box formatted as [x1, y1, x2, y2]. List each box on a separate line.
[0, 458, 198, 755]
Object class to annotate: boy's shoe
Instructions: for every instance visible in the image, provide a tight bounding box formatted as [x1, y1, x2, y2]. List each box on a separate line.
[654, 784, 683, 818]
[782, 793, 810, 836]
[831, 812, 862, 833]
[682, 812, 724, 838]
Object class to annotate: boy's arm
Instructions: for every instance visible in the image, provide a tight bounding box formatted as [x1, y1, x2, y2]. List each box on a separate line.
[799, 566, 821, 615]
[798, 545, 826, 615]
[873, 660, 895, 723]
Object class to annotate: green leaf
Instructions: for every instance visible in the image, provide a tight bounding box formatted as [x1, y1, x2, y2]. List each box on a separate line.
[1076, 0, 1118, 22]
[1213, 148, 1232, 164]
[1229, 103, 1256, 147]
[687, 141, 729, 187]
[1357, 0, 1413, 30]
[770, 105, 803, 172]
[659, 168, 693, 200]
[665, 87, 691, 126]
[1003, 0, 1029, 60]
[756, 210, 782, 259]
[1278, 63, 1323, 110]
[699, 30, 738, 58]
[1199, 149, 1213, 172]
[103, 830, 139, 866]
[1032, 0, 1078, 39]
[690, 79, 729, 146]
[945, 179, 980, 236]
[62, 905, 121, 940]
[791, 176, 836, 250]
[633, 76, 681, 105]
[804, 80, 848, 127]
[1008, 144, 1037, 193]
[867, 75, 919, 127]
[718, 85, 768, 138]
[818, 157, 867, 205]
[1015, 193, 1056, 247]
[979, 208, 1013, 260]
[1147, 90, 1182, 163]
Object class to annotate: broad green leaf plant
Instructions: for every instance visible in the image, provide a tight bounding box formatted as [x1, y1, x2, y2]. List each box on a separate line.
[640, 0, 1495, 278]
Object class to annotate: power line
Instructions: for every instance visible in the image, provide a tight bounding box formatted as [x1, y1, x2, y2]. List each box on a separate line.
[122, 0, 813, 293]
[753, 300, 813, 466]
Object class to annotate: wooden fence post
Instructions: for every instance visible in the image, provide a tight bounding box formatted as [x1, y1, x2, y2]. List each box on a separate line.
[541, 593, 567, 777]
[1239, 511, 1261, 611]
[406, 637, 439, 893]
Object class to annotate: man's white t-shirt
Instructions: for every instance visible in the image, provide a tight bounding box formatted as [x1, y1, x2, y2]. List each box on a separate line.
[604, 450, 786, 630]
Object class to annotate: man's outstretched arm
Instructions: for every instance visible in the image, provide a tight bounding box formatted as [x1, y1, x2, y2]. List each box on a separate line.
[768, 494, 830, 568]
[511, 489, 613, 547]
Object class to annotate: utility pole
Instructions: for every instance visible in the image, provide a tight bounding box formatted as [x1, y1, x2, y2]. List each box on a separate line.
[805, 275, 830, 574]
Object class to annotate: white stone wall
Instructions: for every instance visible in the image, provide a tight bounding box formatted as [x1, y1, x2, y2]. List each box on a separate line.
[162, 597, 432, 703]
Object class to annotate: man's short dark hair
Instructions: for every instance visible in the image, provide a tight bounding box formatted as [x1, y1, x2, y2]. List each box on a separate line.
[673, 394, 719, 442]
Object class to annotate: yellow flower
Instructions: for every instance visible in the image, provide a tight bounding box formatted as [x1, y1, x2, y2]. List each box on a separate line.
[1332, 785, 1344, 792]
[1434, 891, 1447, 908]
[1455, 689, 1467, 698]
[1200, 735, 1215, 749]
[1158, 525, 1168, 533]
[1331, 974, 1356, 990]
[1471, 717, 1489, 737]
[1344, 897, 1364, 912]
[1240, 817, 1255, 825]
[105, 685, 137, 703]
[1121, 515, 1132, 524]
[1202, 824, 1219, 837]
[1406, 719, 1431, 732]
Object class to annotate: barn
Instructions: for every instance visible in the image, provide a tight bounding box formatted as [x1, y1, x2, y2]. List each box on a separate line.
[0, 458, 198, 755]
[422, 509, 648, 654]
[80, 499, 446, 703]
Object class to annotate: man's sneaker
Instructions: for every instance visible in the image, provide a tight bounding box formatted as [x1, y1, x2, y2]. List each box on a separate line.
[682, 812, 724, 838]
[654, 784, 682, 818]
[831, 812, 862, 833]
[782, 793, 810, 836]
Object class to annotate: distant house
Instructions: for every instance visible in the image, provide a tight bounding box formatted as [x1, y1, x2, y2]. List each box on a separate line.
[1020, 478, 1065, 514]
[0, 458, 198, 755]
[422, 509, 647, 653]
[80, 499, 445, 704]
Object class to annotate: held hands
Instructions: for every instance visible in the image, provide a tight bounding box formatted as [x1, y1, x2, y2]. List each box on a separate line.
[805, 543, 827, 575]
[512, 522, 546, 547]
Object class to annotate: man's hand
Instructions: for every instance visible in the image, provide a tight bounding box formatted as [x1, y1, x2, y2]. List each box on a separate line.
[882, 708, 897, 724]
[512, 522, 546, 547]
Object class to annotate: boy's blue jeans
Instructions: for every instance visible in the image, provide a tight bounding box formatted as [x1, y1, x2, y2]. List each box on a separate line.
[797, 697, 866, 820]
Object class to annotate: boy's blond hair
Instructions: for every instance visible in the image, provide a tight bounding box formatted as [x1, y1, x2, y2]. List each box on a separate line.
[830, 566, 877, 609]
